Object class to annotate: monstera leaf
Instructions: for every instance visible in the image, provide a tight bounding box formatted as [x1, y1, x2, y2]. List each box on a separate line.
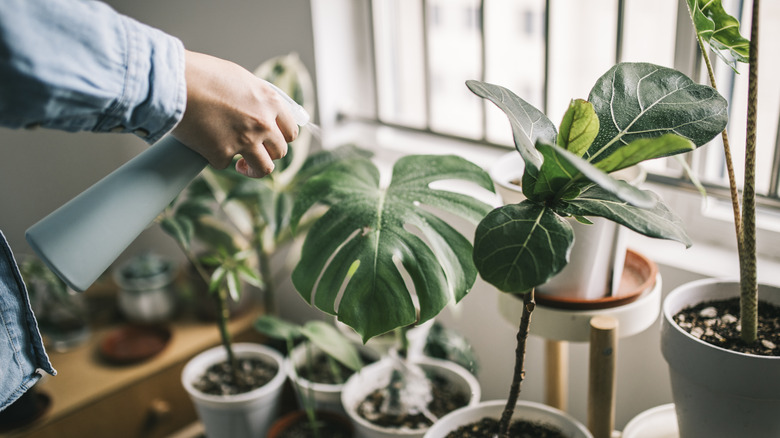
[467, 62, 727, 294]
[687, 0, 750, 66]
[290, 155, 494, 341]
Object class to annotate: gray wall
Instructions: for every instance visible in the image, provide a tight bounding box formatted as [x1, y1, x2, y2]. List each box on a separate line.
[0, 0, 316, 267]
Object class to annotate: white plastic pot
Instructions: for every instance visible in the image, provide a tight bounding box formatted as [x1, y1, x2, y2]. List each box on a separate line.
[490, 152, 646, 301]
[661, 278, 780, 438]
[286, 341, 380, 415]
[342, 356, 481, 438]
[424, 400, 593, 438]
[621, 404, 678, 438]
[181, 343, 287, 438]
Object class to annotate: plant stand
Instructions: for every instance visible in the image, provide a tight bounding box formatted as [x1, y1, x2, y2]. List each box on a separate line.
[498, 249, 662, 438]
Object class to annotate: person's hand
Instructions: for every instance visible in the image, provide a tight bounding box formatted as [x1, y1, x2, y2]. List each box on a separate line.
[172, 51, 298, 178]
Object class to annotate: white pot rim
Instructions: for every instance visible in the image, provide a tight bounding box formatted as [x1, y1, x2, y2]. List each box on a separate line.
[662, 277, 779, 360]
[182, 342, 287, 405]
[342, 356, 481, 436]
[425, 399, 592, 438]
[285, 342, 349, 393]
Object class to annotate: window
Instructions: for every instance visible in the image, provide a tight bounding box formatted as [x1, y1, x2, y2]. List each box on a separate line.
[310, 0, 780, 257]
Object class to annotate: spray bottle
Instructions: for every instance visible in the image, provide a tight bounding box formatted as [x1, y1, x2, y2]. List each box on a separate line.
[25, 82, 311, 292]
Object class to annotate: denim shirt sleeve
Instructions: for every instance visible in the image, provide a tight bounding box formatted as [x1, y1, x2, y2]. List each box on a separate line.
[0, 230, 56, 411]
[0, 0, 186, 143]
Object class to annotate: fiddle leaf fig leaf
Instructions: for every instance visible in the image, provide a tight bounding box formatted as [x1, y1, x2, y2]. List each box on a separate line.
[466, 80, 555, 181]
[687, 0, 750, 66]
[593, 134, 695, 174]
[291, 155, 495, 342]
[559, 183, 692, 247]
[472, 201, 573, 294]
[533, 142, 654, 208]
[557, 99, 599, 157]
[587, 63, 728, 164]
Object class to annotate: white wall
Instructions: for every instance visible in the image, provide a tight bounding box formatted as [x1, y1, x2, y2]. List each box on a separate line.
[0, 0, 316, 268]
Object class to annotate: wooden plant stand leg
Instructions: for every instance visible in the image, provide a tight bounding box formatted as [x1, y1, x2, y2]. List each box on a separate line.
[544, 339, 568, 411]
[588, 315, 618, 438]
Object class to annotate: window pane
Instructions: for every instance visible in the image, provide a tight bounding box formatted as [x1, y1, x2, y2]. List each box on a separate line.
[373, 0, 427, 128]
[426, 0, 484, 139]
[620, 0, 677, 68]
[547, 0, 618, 124]
[484, 0, 546, 145]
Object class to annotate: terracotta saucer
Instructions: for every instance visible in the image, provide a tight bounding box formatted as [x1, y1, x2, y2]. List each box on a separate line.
[535, 249, 658, 310]
[100, 324, 172, 365]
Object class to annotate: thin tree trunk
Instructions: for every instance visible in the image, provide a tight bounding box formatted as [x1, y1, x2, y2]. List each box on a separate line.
[740, 0, 760, 343]
[499, 290, 535, 438]
[697, 34, 743, 256]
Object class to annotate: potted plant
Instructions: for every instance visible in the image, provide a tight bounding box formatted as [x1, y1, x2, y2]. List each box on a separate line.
[255, 315, 368, 438]
[660, 2, 780, 437]
[289, 153, 494, 436]
[425, 57, 728, 437]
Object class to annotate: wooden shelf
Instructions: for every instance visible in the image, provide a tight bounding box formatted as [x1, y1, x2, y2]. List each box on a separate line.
[1, 304, 265, 438]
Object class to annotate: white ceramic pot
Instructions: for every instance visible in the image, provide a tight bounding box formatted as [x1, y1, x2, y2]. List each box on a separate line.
[342, 356, 481, 438]
[424, 399, 593, 438]
[490, 152, 646, 301]
[286, 341, 380, 415]
[621, 404, 678, 438]
[181, 343, 287, 438]
[661, 278, 780, 438]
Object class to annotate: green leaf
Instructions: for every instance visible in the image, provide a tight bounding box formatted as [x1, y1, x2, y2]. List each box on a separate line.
[533, 142, 654, 208]
[209, 266, 227, 294]
[159, 216, 193, 250]
[466, 80, 556, 177]
[557, 99, 599, 157]
[254, 315, 303, 342]
[472, 201, 573, 294]
[687, 0, 750, 65]
[291, 155, 495, 341]
[193, 218, 241, 254]
[301, 321, 363, 371]
[558, 184, 692, 247]
[237, 264, 263, 289]
[593, 134, 695, 174]
[587, 63, 728, 164]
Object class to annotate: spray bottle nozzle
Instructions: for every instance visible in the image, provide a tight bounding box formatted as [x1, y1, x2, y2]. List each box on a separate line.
[265, 80, 310, 127]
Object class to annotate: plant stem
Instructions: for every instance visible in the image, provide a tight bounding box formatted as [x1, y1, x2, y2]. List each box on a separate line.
[215, 285, 239, 382]
[696, 34, 743, 257]
[257, 241, 277, 315]
[499, 289, 535, 438]
[740, 0, 760, 343]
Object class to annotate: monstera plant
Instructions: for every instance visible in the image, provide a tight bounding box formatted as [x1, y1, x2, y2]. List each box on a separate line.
[291, 154, 494, 340]
[290, 153, 495, 428]
[466, 62, 728, 436]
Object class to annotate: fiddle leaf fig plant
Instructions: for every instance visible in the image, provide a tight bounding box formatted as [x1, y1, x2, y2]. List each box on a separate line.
[290, 154, 495, 342]
[468, 62, 728, 437]
[469, 62, 727, 294]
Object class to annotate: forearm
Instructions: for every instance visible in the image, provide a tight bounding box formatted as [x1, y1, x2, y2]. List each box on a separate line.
[0, 0, 186, 143]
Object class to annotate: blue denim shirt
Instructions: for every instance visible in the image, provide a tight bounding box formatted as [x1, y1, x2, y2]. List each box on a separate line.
[0, 0, 186, 410]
